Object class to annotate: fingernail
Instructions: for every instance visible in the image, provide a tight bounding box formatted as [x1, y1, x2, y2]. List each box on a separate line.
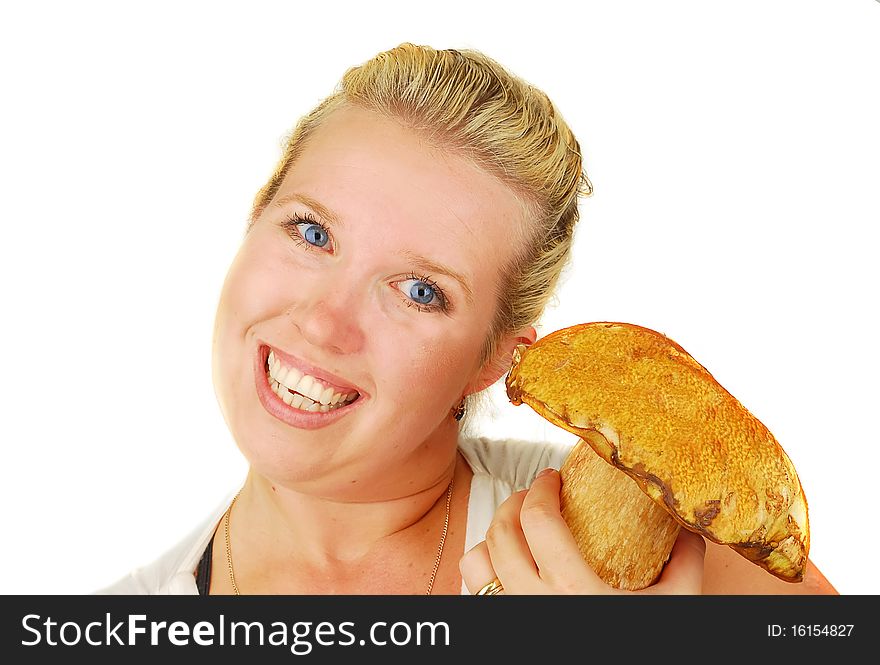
[536, 467, 555, 478]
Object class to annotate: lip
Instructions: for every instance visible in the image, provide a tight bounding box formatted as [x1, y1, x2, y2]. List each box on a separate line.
[254, 344, 367, 429]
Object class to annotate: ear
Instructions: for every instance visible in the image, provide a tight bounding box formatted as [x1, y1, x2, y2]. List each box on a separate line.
[465, 325, 538, 395]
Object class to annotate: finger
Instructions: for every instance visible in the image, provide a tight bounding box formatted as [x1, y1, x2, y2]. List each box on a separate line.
[519, 468, 606, 589]
[459, 541, 502, 595]
[649, 529, 706, 595]
[484, 489, 542, 592]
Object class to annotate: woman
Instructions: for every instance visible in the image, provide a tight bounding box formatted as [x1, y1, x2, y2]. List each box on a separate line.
[100, 43, 835, 595]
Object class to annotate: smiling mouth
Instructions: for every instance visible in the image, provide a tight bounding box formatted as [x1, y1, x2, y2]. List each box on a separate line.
[265, 350, 361, 413]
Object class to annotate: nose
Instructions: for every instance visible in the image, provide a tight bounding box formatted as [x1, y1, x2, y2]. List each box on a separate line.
[293, 286, 365, 356]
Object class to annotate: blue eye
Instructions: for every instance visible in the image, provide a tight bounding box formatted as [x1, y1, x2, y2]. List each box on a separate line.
[399, 274, 448, 313]
[302, 223, 329, 247]
[409, 280, 436, 305]
[282, 212, 332, 250]
[282, 212, 449, 314]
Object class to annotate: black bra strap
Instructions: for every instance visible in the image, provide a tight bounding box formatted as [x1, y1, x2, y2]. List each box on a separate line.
[195, 535, 214, 595]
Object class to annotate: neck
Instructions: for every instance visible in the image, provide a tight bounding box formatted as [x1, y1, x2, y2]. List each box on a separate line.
[242, 461, 458, 565]
[232, 429, 467, 573]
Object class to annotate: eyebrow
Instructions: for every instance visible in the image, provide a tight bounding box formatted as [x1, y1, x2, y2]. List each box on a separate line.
[273, 193, 345, 228]
[399, 250, 475, 307]
[274, 192, 474, 306]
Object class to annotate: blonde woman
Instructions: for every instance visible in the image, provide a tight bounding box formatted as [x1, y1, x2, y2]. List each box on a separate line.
[100, 43, 835, 595]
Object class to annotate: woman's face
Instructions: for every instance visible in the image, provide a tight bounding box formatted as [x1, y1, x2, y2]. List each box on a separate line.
[212, 104, 530, 496]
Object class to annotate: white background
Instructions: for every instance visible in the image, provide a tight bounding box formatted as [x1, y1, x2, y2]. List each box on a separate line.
[2, 0, 877, 595]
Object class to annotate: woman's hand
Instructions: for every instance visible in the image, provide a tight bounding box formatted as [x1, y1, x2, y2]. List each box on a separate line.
[459, 468, 706, 594]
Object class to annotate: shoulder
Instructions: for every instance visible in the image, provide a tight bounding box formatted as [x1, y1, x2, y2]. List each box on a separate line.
[94, 493, 234, 595]
[458, 435, 575, 491]
[457, 435, 576, 561]
[702, 541, 839, 595]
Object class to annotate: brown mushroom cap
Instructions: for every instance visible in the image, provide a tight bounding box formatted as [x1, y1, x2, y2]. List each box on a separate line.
[506, 322, 810, 583]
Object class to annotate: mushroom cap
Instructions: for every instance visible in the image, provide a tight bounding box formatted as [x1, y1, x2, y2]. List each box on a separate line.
[505, 322, 810, 582]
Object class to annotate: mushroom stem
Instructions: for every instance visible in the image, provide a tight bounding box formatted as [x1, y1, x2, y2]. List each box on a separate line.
[559, 435, 681, 590]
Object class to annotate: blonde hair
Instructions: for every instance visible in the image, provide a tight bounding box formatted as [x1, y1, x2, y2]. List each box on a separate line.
[249, 43, 592, 425]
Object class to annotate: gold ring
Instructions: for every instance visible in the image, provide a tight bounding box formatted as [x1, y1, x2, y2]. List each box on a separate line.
[475, 577, 504, 595]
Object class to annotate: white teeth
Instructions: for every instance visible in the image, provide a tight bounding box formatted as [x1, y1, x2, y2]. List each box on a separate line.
[306, 381, 325, 403]
[294, 374, 314, 398]
[282, 366, 302, 391]
[266, 349, 360, 410]
[271, 375, 355, 413]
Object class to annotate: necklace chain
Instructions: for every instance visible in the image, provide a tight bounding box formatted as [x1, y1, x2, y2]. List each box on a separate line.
[426, 477, 454, 595]
[223, 478, 455, 595]
[223, 490, 242, 596]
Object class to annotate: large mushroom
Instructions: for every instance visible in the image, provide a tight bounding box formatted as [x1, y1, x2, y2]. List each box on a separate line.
[505, 322, 809, 590]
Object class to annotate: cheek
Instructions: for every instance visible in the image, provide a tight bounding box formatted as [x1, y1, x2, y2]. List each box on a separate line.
[389, 289, 497, 399]
[381, 332, 482, 408]
[215, 241, 285, 334]
[212, 242, 286, 388]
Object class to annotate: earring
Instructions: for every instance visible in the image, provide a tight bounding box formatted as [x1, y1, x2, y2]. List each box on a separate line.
[452, 398, 466, 421]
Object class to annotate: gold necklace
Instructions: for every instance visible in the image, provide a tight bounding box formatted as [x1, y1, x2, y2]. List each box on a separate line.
[223, 478, 455, 595]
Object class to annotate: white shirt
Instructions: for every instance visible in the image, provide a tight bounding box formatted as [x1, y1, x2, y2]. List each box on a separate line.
[96, 435, 574, 595]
